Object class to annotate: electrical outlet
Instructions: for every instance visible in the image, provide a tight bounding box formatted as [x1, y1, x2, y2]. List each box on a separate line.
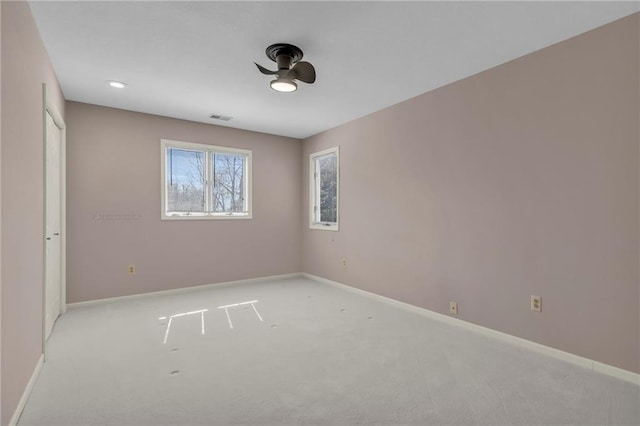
[531, 295, 541, 312]
[128, 265, 136, 275]
[449, 302, 458, 315]
[341, 258, 347, 267]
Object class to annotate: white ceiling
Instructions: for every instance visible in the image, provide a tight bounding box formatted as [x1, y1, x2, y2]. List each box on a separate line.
[29, 1, 639, 139]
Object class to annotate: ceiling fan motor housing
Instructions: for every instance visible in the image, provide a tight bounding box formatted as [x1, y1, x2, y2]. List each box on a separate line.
[256, 43, 316, 91]
[266, 43, 304, 71]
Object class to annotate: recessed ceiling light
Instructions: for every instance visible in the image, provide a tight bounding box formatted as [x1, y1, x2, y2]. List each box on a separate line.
[107, 80, 127, 89]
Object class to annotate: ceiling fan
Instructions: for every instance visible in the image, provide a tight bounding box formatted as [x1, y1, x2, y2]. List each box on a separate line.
[255, 43, 316, 93]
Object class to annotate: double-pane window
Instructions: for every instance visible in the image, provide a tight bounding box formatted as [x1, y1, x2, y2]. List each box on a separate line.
[161, 140, 251, 219]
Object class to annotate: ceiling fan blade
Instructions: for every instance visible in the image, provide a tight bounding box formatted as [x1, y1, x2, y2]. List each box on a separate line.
[254, 62, 278, 75]
[286, 61, 316, 84]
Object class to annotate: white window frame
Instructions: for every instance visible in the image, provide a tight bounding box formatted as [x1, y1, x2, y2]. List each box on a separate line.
[309, 146, 339, 231]
[161, 139, 252, 220]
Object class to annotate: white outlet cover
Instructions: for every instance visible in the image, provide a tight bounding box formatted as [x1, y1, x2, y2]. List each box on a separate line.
[531, 296, 542, 312]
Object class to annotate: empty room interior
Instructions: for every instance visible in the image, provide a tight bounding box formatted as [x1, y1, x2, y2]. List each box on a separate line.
[1, 1, 640, 425]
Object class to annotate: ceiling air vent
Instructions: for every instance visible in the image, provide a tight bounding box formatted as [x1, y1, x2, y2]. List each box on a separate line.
[210, 114, 233, 122]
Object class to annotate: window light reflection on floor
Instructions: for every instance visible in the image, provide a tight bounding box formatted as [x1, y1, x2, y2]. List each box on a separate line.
[217, 300, 263, 329]
[158, 300, 265, 343]
[159, 309, 208, 344]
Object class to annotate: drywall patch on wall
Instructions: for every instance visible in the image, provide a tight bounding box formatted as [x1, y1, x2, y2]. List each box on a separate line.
[92, 213, 140, 221]
[302, 13, 640, 373]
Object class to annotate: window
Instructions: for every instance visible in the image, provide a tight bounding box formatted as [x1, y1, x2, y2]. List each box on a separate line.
[161, 139, 251, 220]
[309, 146, 339, 231]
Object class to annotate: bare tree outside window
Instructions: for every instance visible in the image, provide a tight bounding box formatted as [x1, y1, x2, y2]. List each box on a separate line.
[318, 154, 337, 223]
[310, 147, 339, 230]
[212, 153, 245, 213]
[163, 142, 251, 218]
[167, 148, 205, 214]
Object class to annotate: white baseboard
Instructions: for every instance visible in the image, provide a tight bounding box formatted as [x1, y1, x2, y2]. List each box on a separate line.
[63, 271, 638, 385]
[66, 273, 303, 309]
[9, 353, 44, 426]
[302, 273, 640, 386]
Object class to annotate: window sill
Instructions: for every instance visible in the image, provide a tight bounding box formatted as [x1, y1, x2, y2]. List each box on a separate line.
[310, 223, 339, 231]
[162, 213, 252, 221]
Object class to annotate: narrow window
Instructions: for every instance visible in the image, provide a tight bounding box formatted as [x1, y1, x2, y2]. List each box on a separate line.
[310, 147, 339, 231]
[161, 139, 251, 220]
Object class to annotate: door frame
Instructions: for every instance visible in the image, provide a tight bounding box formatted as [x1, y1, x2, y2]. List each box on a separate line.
[42, 84, 66, 355]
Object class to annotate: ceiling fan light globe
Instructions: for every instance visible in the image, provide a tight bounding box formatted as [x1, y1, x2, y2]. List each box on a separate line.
[270, 78, 297, 93]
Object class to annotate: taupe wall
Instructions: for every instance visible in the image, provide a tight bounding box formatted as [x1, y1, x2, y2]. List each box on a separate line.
[1, 7, 638, 423]
[0, 0, 3, 421]
[302, 14, 640, 373]
[65, 102, 302, 303]
[1, 2, 66, 425]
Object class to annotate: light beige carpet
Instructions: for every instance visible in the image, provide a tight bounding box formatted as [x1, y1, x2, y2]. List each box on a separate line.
[18, 277, 639, 425]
